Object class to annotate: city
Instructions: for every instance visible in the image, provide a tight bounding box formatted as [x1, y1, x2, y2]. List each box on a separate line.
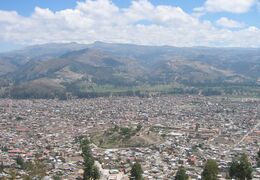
[0, 0, 260, 179]
[0, 95, 259, 179]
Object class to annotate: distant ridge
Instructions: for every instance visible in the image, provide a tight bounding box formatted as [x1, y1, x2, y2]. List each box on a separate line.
[0, 42, 259, 99]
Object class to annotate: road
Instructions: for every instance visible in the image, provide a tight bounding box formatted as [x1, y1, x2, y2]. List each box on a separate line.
[224, 113, 259, 155]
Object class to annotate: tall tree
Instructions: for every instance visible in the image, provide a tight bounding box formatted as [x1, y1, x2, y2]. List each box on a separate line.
[201, 159, 218, 180]
[92, 166, 101, 180]
[130, 162, 143, 180]
[0, 162, 4, 173]
[80, 138, 100, 180]
[52, 175, 62, 180]
[175, 166, 188, 180]
[83, 158, 95, 180]
[257, 150, 260, 167]
[229, 153, 253, 180]
[16, 156, 25, 169]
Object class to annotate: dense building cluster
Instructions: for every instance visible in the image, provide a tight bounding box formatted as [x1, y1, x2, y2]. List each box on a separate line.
[0, 95, 259, 179]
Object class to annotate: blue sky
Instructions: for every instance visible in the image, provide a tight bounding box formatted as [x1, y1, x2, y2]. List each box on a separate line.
[1, 0, 204, 15]
[0, 0, 258, 26]
[0, 0, 259, 51]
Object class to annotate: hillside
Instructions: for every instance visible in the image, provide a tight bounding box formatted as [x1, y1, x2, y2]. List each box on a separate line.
[0, 42, 259, 99]
[91, 126, 163, 149]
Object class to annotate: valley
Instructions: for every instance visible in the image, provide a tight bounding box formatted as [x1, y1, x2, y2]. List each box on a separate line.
[0, 42, 259, 99]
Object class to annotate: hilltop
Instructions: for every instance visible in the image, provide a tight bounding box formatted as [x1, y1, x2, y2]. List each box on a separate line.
[0, 42, 259, 99]
[91, 125, 163, 149]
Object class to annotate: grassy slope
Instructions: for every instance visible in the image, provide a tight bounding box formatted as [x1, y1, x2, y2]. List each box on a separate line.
[91, 126, 163, 149]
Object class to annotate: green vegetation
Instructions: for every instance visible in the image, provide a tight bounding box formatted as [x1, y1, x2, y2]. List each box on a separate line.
[91, 125, 162, 149]
[80, 138, 100, 180]
[16, 156, 25, 169]
[23, 160, 47, 180]
[66, 83, 260, 99]
[130, 162, 143, 180]
[229, 153, 253, 180]
[201, 159, 219, 180]
[91, 166, 100, 180]
[1, 42, 260, 99]
[66, 81, 260, 98]
[201, 88, 222, 96]
[256, 150, 260, 167]
[175, 166, 189, 180]
[0, 162, 4, 173]
[52, 175, 62, 180]
[2, 79, 260, 99]
[8, 80, 66, 99]
[257, 150, 260, 167]
[66, 83, 196, 98]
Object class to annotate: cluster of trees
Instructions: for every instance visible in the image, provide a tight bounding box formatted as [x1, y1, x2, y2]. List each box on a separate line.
[201, 160, 219, 180]
[229, 154, 253, 180]
[174, 153, 254, 180]
[1, 142, 258, 180]
[107, 125, 142, 139]
[175, 166, 189, 180]
[80, 138, 100, 180]
[201, 88, 222, 96]
[7, 85, 67, 99]
[4, 80, 259, 99]
[47, 150, 260, 180]
[130, 162, 143, 180]
[68, 88, 148, 99]
[257, 150, 260, 167]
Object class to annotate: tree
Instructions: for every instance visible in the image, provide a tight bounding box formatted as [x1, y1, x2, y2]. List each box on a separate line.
[52, 175, 62, 180]
[1, 145, 8, 152]
[229, 153, 253, 180]
[92, 166, 100, 180]
[83, 158, 95, 180]
[136, 124, 142, 132]
[16, 156, 25, 169]
[80, 138, 100, 180]
[130, 162, 143, 180]
[229, 160, 240, 179]
[175, 166, 188, 180]
[0, 162, 4, 173]
[23, 160, 46, 179]
[257, 150, 260, 167]
[201, 159, 218, 180]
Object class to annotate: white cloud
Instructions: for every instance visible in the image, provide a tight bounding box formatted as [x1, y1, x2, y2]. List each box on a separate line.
[216, 17, 244, 28]
[0, 0, 259, 47]
[195, 0, 256, 13]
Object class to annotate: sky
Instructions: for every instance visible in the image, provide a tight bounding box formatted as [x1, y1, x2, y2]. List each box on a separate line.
[0, 0, 260, 51]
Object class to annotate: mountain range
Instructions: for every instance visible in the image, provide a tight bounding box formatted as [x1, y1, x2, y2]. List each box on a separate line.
[0, 42, 259, 98]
